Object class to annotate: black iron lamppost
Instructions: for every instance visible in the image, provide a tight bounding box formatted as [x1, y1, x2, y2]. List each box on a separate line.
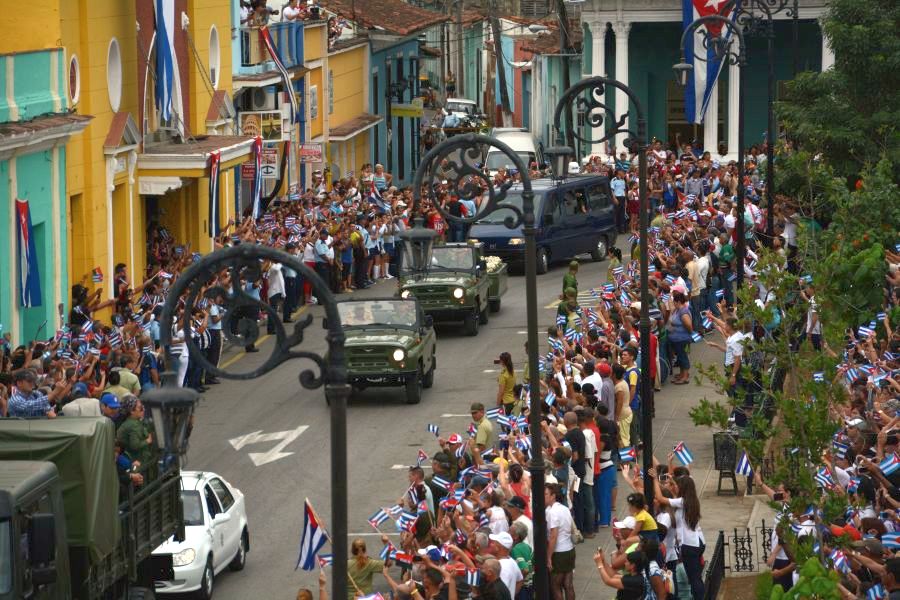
[675, 15, 748, 287]
[158, 244, 351, 600]
[399, 134, 547, 598]
[723, 0, 801, 244]
[551, 77, 654, 505]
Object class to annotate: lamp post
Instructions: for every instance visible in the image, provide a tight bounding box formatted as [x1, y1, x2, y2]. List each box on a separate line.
[401, 133, 546, 598]
[675, 15, 748, 287]
[158, 244, 351, 600]
[722, 0, 800, 244]
[551, 77, 654, 504]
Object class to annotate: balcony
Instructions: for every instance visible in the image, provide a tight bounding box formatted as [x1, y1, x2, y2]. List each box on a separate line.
[238, 21, 304, 72]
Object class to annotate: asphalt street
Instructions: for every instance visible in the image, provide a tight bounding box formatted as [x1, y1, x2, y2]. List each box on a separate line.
[181, 240, 748, 599]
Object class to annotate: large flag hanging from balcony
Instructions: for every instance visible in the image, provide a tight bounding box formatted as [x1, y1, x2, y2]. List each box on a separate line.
[208, 151, 221, 239]
[259, 25, 298, 124]
[154, 0, 178, 123]
[15, 199, 42, 308]
[681, 0, 737, 124]
[251, 137, 263, 220]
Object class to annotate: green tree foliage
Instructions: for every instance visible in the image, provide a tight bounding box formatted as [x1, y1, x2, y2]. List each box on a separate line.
[777, 0, 900, 184]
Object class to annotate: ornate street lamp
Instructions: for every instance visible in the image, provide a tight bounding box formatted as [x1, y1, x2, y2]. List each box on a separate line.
[675, 14, 747, 286]
[158, 243, 352, 600]
[543, 145, 574, 181]
[142, 387, 199, 459]
[551, 77, 655, 506]
[406, 132, 547, 597]
[397, 217, 439, 279]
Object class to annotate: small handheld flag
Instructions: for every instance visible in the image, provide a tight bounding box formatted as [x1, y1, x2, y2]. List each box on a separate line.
[673, 442, 694, 465]
[466, 569, 481, 587]
[812, 372, 825, 383]
[296, 499, 328, 571]
[427, 423, 440, 437]
[368, 509, 390, 528]
[619, 446, 637, 463]
[879, 453, 900, 477]
[416, 449, 429, 466]
[317, 554, 333, 567]
[735, 452, 753, 477]
[92, 267, 104, 283]
[691, 331, 703, 343]
[485, 407, 502, 420]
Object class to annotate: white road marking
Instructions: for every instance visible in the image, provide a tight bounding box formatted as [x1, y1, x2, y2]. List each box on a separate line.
[483, 369, 498, 373]
[440, 413, 471, 418]
[391, 464, 432, 470]
[228, 425, 309, 466]
[349, 532, 401, 537]
[517, 330, 528, 334]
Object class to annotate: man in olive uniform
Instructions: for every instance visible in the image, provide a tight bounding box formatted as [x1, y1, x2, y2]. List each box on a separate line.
[562, 261, 579, 296]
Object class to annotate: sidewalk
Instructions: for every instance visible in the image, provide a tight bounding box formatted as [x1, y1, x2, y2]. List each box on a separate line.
[573, 343, 757, 598]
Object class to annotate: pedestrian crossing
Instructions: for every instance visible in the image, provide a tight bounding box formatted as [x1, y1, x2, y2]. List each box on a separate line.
[543, 288, 604, 309]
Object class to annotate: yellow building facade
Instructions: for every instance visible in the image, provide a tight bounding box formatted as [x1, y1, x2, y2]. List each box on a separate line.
[60, 0, 252, 305]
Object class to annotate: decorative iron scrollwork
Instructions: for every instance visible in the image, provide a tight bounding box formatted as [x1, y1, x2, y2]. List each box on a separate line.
[730, 527, 757, 572]
[159, 244, 344, 386]
[551, 77, 647, 149]
[411, 133, 533, 230]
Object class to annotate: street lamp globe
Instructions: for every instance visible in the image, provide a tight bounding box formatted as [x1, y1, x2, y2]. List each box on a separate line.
[672, 60, 693, 88]
[141, 387, 199, 457]
[544, 145, 574, 181]
[398, 217, 439, 278]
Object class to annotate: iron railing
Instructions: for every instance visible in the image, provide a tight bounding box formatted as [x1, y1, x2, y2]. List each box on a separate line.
[702, 521, 778, 598]
[704, 531, 727, 600]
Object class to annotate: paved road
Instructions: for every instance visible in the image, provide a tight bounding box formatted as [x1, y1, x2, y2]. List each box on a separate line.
[182, 241, 750, 599]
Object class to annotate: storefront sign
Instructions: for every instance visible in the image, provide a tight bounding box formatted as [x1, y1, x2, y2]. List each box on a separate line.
[298, 143, 324, 163]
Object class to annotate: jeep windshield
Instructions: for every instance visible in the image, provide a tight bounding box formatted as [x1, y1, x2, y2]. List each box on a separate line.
[475, 191, 542, 225]
[338, 301, 418, 329]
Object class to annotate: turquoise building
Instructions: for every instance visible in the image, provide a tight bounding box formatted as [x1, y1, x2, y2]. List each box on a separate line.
[0, 48, 90, 345]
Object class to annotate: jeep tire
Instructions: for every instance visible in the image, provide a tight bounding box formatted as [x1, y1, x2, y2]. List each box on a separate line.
[405, 370, 423, 404]
[463, 311, 479, 336]
[478, 302, 489, 325]
[489, 298, 501, 313]
[422, 357, 435, 389]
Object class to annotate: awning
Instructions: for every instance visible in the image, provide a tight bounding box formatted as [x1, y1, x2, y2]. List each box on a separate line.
[0, 113, 92, 156]
[138, 135, 255, 176]
[329, 113, 384, 142]
[233, 65, 309, 90]
[420, 45, 442, 58]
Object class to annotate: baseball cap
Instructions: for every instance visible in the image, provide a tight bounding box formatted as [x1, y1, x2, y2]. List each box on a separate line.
[852, 538, 885, 555]
[614, 516, 637, 530]
[505, 496, 527, 511]
[99, 392, 121, 409]
[597, 362, 612, 377]
[489, 532, 514, 549]
[72, 382, 89, 398]
[447, 433, 463, 445]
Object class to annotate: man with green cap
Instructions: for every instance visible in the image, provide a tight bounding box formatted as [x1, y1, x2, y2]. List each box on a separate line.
[562, 260, 579, 296]
[557, 287, 579, 323]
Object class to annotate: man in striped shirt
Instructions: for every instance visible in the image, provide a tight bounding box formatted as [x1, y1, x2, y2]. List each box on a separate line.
[8, 369, 68, 418]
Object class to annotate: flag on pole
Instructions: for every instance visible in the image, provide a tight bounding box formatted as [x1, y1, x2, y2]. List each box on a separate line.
[251, 137, 263, 219]
[368, 509, 390, 528]
[15, 199, 43, 307]
[92, 267, 104, 283]
[416, 449, 429, 466]
[317, 554, 333, 567]
[619, 446, 637, 462]
[259, 25, 299, 124]
[295, 499, 328, 571]
[153, 0, 178, 125]
[682, 0, 736, 124]
[208, 151, 221, 239]
[673, 442, 694, 465]
[427, 423, 440, 437]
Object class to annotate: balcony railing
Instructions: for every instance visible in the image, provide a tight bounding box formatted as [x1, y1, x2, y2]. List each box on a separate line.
[240, 21, 304, 69]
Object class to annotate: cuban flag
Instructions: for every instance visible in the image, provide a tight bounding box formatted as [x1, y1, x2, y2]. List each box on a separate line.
[674, 442, 695, 465]
[259, 25, 298, 124]
[16, 199, 43, 307]
[619, 446, 637, 463]
[735, 451, 753, 477]
[154, 0, 179, 126]
[879, 453, 900, 477]
[368, 509, 390, 529]
[295, 499, 328, 571]
[251, 137, 263, 219]
[208, 151, 221, 239]
[682, 0, 737, 124]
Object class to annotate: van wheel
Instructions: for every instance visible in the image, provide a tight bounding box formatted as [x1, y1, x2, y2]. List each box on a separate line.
[591, 237, 607, 261]
[536, 248, 549, 275]
[463, 311, 479, 336]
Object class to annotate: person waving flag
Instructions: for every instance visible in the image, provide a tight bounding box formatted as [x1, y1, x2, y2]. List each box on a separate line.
[296, 498, 328, 571]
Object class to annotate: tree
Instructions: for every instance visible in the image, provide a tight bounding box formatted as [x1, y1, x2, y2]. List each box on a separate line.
[776, 0, 900, 185]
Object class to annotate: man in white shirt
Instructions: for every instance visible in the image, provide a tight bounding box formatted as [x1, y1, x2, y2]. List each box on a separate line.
[488, 532, 523, 599]
[265, 261, 284, 334]
[578, 410, 597, 539]
[545, 483, 576, 600]
[504, 496, 533, 548]
[802, 283, 822, 351]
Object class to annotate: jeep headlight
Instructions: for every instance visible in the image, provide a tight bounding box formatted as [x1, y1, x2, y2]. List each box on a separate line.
[392, 348, 406, 362]
[469, 238, 479, 244]
[508, 238, 525, 245]
[400, 289, 411, 299]
[453, 287, 465, 299]
[172, 548, 196, 567]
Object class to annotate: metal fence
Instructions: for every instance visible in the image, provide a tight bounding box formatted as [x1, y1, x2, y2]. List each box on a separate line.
[703, 521, 777, 598]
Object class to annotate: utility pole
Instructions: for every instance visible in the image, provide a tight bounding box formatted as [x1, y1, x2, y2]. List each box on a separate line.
[490, 15, 512, 126]
[556, 0, 575, 149]
[456, 0, 464, 97]
[386, 62, 394, 173]
[440, 22, 448, 104]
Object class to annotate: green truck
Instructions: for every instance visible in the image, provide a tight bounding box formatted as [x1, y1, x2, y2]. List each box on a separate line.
[335, 298, 438, 404]
[398, 242, 508, 336]
[0, 417, 182, 600]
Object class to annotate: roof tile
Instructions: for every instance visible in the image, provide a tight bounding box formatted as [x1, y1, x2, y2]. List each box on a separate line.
[319, 0, 449, 36]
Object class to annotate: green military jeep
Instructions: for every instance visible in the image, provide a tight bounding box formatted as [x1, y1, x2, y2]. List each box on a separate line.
[398, 242, 508, 336]
[335, 298, 437, 404]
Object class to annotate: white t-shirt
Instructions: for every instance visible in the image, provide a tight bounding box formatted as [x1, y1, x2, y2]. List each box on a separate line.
[283, 5, 302, 20]
[302, 242, 316, 262]
[581, 427, 597, 483]
[488, 505, 509, 535]
[581, 372, 603, 395]
[724, 332, 745, 367]
[656, 511, 679, 562]
[266, 263, 285, 297]
[696, 256, 710, 291]
[514, 514, 534, 549]
[498, 556, 523, 598]
[724, 213, 736, 232]
[546, 501, 575, 552]
[668, 497, 704, 548]
[806, 296, 822, 335]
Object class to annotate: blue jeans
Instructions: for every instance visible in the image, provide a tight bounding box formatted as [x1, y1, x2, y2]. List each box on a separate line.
[594, 467, 616, 527]
[707, 276, 722, 316]
[670, 339, 691, 371]
[572, 477, 592, 533]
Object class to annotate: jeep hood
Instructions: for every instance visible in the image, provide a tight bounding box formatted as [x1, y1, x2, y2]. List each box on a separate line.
[401, 273, 474, 288]
[344, 331, 417, 347]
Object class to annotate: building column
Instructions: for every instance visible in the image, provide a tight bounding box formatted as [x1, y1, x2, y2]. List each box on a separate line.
[589, 19, 607, 157]
[820, 20, 834, 71]
[612, 21, 630, 155]
[703, 83, 719, 156]
[727, 57, 740, 159]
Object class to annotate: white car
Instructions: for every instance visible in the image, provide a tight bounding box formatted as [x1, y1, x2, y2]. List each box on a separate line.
[153, 471, 249, 598]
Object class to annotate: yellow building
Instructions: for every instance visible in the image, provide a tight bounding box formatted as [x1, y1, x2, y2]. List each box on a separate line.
[60, 0, 253, 305]
[303, 22, 381, 184]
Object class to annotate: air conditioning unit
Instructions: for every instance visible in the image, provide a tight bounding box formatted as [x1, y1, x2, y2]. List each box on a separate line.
[251, 86, 277, 111]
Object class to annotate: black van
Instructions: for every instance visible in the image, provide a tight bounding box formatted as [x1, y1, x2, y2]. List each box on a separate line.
[467, 175, 617, 274]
